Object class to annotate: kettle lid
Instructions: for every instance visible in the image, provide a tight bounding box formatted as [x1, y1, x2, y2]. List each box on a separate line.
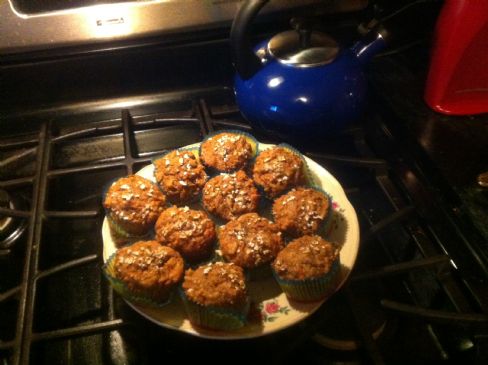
[267, 30, 339, 67]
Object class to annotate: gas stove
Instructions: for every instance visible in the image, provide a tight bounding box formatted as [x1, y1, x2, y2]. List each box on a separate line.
[1, 1, 488, 363]
[1, 84, 487, 364]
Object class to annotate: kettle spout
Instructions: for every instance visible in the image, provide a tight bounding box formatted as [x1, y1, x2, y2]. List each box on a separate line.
[350, 28, 387, 65]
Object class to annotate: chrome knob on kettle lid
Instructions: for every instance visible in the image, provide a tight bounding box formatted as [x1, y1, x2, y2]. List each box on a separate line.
[267, 18, 339, 67]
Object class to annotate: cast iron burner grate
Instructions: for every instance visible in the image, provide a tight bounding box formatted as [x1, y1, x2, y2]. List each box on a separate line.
[0, 88, 486, 365]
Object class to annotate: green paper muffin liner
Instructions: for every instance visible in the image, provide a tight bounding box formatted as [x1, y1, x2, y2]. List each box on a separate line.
[272, 259, 340, 302]
[152, 147, 207, 205]
[252, 143, 317, 200]
[106, 215, 152, 246]
[199, 129, 259, 174]
[103, 252, 173, 308]
[179, 287, 250, 331]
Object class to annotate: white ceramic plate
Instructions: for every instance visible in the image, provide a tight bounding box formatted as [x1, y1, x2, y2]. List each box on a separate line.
[102, 142, 360, 339]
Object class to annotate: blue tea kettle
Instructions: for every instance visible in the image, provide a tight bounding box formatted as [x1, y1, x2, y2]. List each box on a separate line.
[230, 0, 387, 142]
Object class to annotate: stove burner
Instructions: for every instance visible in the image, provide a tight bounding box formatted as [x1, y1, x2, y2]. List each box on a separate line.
[0, 189, 28, 250]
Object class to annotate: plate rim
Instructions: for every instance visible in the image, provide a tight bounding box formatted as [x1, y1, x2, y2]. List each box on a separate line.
[102, 142, 360, 339]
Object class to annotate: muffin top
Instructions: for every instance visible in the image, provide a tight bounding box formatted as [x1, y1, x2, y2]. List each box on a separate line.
[252, 146, 305, 198]
[273, 188, 330, 237]
[155, 206, 216, 262]
[219, 213, 284, 269]
[182, 262, 247, 308]
[272, 235, 339, 281]
[103, 175, 167, 228]
[200, 132, 253, 171]
[114, 240, 184, 293]
[202, 170, 260, 221]
[153, 150, 207, 204]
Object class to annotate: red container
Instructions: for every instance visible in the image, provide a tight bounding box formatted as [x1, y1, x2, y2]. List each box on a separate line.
[424, 0, 488, 115]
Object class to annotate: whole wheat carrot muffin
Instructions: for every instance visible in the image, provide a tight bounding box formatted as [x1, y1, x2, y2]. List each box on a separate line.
[155, 206, 216, 263]
[181, 262, 249, 330]
[153, 149, 207, 204]
[202, 170, 260, 221]
[108, 240, 184, 303]
[219, 213, 284, 270]
[252, 146, 306, 198]
[200, 132, 254, 172]
[272, 235, 340, 301]
[103, 175, 167, 238]
[273, 187, 330, 237]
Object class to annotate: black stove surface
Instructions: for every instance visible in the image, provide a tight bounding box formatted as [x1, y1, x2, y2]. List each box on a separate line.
[1, 85, 487, 365]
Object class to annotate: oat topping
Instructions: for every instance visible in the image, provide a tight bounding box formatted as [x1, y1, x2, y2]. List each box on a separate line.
[219, 213, 284, 268]
[252, 147, 305, 198]
[103, 175, 167, 235]
[272, 235, 339, 281]
[200, 132, 253, 171]
[153, 150, 207, 203]
[273, 187, 329, 237]
[182, 262, 247, 307]
[202, 170, 260, 221]
[155, 206, 216, 263]
[113, 241, 184, 301]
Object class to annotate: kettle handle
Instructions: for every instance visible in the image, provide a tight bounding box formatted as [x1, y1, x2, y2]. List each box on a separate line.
[230, 0, 269, 80]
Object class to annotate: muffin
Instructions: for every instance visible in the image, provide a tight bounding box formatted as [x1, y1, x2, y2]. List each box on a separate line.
[105, 240, 184, 304]
[219, 213, 284, 272]
[153, 149, 208, 204]
[252, 146, 306, 198]
[103, 175, 167, 239]
[181, 262, 249, 330]
[202, 170, 260, 221]
[200, 132, 255, 172]
[272, 235, 340, 302]
[155, 206, 216, 263]
[273, 187, 330, 237]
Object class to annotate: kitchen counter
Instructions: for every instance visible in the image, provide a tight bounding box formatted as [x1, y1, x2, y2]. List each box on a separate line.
[369, 46, 488, 260]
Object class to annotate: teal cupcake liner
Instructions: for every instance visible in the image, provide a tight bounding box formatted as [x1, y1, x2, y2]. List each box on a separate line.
[272, 259, 340, 302]
[179, 287, 250, 331]
[152, 147, 207, 205]
[106, 214, 152, 246]
[103, 252, 173, 308]
[199, 129, 259, 174]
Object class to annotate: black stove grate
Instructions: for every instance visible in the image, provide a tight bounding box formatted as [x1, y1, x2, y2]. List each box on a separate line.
[0, 88, 487, 365]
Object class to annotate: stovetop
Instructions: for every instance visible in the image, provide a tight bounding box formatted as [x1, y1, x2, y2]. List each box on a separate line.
[1, 85, 487, 364]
